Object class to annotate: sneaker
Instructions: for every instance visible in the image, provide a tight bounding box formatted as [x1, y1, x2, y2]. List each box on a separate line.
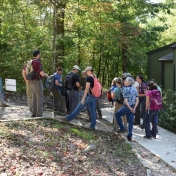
[152, 136, 156, 139]
[127, 135, 132, 141]
[58, 111, 65, 116]
[143, 136, 152, 140]
[117, 129, 126, 133]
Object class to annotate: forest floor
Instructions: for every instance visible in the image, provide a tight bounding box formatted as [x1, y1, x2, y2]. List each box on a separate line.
[0, 92, 175, 176]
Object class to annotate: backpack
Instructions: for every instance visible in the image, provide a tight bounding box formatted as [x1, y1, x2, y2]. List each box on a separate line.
[65, 72, 74, 90]
[116, 89, 123, 104]
[25, 60, 37, 80]
[107, 90, 112, 102]
[149, 90, 162, 110]
[90, 76, 102, 98]
[107, 86, 116, 102]
[46, 73, 56, 90]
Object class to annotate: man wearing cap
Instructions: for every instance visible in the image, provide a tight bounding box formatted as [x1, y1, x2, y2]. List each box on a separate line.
[68, 65, 81, 113]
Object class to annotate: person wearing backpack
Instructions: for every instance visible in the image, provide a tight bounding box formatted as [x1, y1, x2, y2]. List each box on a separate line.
[115, 77, 139, 141]
[136, 75, 147, 129]
[65, 65, 81, 114]
[29, 50, 48, 117]
[143, 81, 162, 139]
[22, 58, 35, 112]
[51, 67, 65, 116]
[61, 66, 102, 130]
[111, 78, 127, 131]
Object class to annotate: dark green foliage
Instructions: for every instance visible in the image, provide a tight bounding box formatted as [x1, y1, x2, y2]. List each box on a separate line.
[159, 90, 176, 133]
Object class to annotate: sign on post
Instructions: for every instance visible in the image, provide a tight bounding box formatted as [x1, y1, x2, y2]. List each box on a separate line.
[5, 79, 16, 92]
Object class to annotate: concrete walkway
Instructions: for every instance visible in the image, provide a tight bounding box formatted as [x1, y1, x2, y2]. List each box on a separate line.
[101, 108, 176, 171]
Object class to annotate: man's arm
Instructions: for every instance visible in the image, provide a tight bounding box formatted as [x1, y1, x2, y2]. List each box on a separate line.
[22, 69, 29, 84]
[55, 80, 62, 87]
[40, 71, 48, 78]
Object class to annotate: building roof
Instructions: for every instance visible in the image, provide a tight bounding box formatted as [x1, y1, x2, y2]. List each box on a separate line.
[147, 42, 176, 55]
[158, 53, 173, 61]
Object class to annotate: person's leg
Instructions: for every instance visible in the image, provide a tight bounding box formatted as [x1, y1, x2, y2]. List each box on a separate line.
[141, 99, 146, 126]
[115, 106, 130, 130]
[71, 90, 79, 113]
[151, 111, 158, 138]
[89, 99, 97, 128]
[66, 94, 96, 121]
[144, 111, 155, 138]
[35, 80, 43, 116]
[30, 80, 37, 116]
[113, 102, 119, 129]
[86, 105, 91, 120]
[126, 111, 134, 137]
[52, 89, 59, 110]
[0, 91, 4, 105]
[96, 99, 102, 118]
[69, 90, 79, 113]
[57, 90, 63, 112]
[26, 83, 32, 111]
[134, 103, 140, 124]
[65, 89, 69, 112]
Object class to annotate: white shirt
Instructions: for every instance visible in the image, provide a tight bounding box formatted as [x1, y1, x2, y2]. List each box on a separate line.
[133, 81, 139, 88]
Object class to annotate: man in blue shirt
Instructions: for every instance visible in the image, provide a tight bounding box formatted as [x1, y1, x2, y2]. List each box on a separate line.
[115, 77, 139, 141]
[51, 67, 65, 115]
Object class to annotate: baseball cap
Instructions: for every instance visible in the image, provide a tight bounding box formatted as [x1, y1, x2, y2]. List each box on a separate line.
[73, 65, 80, 70]
[85, 66, 93, 72]
[122, 72, 132, 78]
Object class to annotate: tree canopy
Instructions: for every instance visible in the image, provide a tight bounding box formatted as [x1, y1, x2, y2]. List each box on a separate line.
[0, 0, 176, 90]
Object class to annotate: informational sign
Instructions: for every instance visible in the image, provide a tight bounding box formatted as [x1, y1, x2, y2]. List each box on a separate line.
[5, 79, 16, 92]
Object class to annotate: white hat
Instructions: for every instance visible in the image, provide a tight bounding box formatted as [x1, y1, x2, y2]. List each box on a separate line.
[73, 65, 80, 70]
[85, 66, 93, 72]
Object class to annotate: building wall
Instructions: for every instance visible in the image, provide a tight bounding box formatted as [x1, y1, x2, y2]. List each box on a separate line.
[148, 47, 173, 89]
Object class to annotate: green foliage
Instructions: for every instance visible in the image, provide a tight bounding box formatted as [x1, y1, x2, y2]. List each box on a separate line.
[159, 90, 176, 133]
[0, 0, 176, 91]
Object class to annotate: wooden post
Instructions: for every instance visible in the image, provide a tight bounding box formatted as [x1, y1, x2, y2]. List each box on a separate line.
[172, 44, 176, 91]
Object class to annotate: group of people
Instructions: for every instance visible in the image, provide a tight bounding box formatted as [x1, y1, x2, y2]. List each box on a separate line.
[109, 73, 162, 141]
[22, 50, 102, 130]
[20, 50, 162, 140]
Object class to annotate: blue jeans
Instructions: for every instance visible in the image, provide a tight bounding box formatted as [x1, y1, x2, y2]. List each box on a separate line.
[67, 94, 97, 128]
[144, 110, 158, 138]
[116, 105, 134, 137]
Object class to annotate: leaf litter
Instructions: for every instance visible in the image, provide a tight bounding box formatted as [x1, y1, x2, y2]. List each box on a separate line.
[0, 120, 146, 176]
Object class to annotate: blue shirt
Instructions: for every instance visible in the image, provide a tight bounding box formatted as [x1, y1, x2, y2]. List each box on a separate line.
[123, 85, 138, 106]
[54, 73, 63, 92]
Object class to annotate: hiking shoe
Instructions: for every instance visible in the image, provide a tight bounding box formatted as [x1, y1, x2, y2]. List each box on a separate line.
[117, 129, 126, 133]
[89, 125, 95, 130]
[133, 121, 140, 125]
[152, 136, 156, 139]
[86, 119, 92, 122]
[59, 117, 69, 123]
[139, 124, 144, 129]
[99, 116, 103, 119]
[58, 111, 65, 116]
[143, 136, 152, 140]
[0, 103, 10, 107]
[31, 114, 36, 117]
[127, 135, 132, 141]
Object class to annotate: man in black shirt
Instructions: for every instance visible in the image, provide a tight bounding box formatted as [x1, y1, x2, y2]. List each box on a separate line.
[68, 65, 81, 113]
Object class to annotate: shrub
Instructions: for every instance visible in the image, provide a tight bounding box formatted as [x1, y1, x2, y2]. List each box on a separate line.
[159, 90, 176, 133]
